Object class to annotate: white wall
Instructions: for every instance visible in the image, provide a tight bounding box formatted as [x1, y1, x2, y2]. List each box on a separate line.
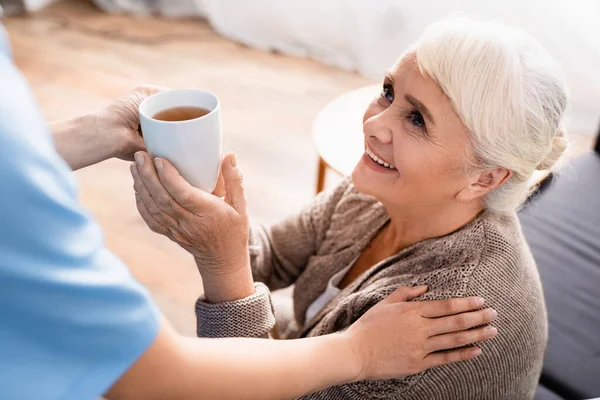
[75, 0, 600, 135]
[24, 0, 59, 12]
[204, 0, 600, 135]
[92, 0, 207, 18]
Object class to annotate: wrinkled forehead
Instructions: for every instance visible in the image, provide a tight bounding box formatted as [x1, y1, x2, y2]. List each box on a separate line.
[387, 51, 452, 113]
[394, 51, 418, 70]
[387, 51, 435, 90]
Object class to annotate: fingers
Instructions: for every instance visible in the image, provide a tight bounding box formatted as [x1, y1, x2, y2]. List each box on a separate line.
[221, 152, 247, 215]
[379, 286, 428, 305]
[132, 164, 194, 246]
[429, 308, 498, 336]
[417, 296, 486, 318]
[135, 84, 164, 97]
[152, 157, 215, 212]
[131, 134, 146, 150]
[134, 152, 187, 220]
[134, 191, 170, 236]
[131, 162, 180, 229]
[425, 326, 498, 353]
[422, 346, 483, 369]
[121, 135, 146, 162]
[129, 85, 165, 108]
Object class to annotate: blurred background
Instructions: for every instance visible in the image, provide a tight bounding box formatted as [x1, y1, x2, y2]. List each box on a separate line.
[1, 0, 598, 336]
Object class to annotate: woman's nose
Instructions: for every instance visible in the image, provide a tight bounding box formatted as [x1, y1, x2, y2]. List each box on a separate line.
[363, 113, 393, 145]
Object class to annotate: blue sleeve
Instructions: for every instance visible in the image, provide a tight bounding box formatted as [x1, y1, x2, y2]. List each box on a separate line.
[0, 31, 161, 400]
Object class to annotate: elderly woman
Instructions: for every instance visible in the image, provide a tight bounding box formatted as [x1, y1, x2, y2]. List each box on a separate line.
[132, 19, 568, 399]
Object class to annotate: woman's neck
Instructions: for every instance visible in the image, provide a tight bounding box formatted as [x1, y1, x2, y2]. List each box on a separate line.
[338, 200, 484, 290]
[380, 201, 484, 253]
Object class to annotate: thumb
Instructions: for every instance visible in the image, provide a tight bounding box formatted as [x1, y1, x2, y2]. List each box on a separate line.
[211, 159, 226, 198]
[222, 152, 247, 215]
[131, 128, 146, 147]
[379, 285, 428, 305]
[117, 127, 146, 161]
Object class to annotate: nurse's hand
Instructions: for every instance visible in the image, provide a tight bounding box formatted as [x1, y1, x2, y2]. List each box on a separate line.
[97, 85, 163, 162]
[52, 85, 163, 170]
[347, 286, 498, 381]
[131, 151, 254, 303]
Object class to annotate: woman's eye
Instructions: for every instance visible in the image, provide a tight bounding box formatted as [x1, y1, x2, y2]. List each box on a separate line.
[408, 110, 425, 129]
[380, 84, 394, 102]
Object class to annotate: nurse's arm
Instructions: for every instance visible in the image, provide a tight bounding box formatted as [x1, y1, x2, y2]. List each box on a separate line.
[106, 289, 494, 400]
[51, 86, 161, 170]
[106, 317, 360, 400]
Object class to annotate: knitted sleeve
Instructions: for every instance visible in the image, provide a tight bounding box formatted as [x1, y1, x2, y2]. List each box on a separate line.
[249, 178, 352, 291]
[195, 282, 275, 338]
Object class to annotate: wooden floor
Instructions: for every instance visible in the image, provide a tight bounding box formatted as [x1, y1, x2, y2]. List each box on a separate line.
[4, 0, 371, 334]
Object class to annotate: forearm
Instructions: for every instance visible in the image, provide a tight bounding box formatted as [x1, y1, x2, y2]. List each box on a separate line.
[177, 333, 359, 400]
[198, 257, 255, 304]
[50, 114, 114, 170]
[108, 319, 361, 400]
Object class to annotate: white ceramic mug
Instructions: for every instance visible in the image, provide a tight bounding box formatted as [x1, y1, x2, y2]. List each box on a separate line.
[139, 89, 222, 192]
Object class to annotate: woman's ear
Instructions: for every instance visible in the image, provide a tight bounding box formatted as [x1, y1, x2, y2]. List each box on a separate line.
[457, 167, 513, 202]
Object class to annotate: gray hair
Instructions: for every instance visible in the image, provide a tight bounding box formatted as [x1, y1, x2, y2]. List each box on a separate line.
[415, 18, 568, 212]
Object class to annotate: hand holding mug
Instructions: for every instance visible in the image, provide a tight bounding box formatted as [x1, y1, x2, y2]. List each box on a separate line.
[97, 85, 164, 161]
[131, 151, 254, 303]
[51, 85, 163, 170]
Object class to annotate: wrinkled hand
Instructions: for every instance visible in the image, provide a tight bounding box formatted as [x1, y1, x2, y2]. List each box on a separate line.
[131, 151, 249, 280]
[97, 85, 163, 161]
[345, 286, 498, 381]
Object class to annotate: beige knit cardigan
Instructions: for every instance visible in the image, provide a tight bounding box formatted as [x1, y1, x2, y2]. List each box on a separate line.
[195, 179, 547, 399]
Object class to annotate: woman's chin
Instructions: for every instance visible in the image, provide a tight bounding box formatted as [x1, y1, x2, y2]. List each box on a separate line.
[351, 156, 395, 196]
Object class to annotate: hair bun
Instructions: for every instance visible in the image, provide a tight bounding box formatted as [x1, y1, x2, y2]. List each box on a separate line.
[536, 133, 568, 170]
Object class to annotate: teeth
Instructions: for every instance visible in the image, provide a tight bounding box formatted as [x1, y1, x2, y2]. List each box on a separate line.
[366, 148, 396, 170]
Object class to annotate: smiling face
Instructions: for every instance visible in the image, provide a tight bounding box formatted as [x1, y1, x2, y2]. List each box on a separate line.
[351, 53, 480, 212]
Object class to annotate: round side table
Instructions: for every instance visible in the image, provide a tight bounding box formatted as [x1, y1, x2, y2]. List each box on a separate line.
[312, 84, 380, 194]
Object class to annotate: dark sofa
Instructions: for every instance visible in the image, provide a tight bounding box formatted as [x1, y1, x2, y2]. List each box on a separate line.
[520, 133, 600, 400]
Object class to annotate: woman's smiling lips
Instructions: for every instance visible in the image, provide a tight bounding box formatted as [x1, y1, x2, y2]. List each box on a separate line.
[363, 146, 398, 173]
